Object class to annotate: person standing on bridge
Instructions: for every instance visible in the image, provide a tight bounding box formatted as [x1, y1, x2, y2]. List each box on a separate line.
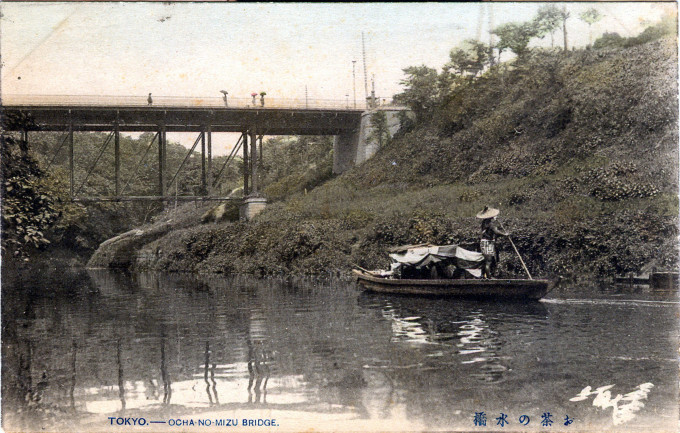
[260, 92, 266, 107]
[476, 206, 509, 279]
[220, 90, 228, 107]
[147, 93, 153, 105]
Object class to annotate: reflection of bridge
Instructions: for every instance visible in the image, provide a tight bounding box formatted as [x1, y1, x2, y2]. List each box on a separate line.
[2, 95, 406, 213]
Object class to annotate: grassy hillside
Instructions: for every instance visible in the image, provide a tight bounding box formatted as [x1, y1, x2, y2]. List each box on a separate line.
[98, 36, 677, 282]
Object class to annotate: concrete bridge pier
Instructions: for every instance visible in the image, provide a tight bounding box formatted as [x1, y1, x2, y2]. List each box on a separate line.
[332, 108, 404, 174]
[240, 196, 267, 221]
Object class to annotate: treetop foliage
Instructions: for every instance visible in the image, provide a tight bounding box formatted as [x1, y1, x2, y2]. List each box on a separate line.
[579, 8, 603, 25]
[533, 5, 563, 41]
[445, 39, 491, 76]
[593, 13, 675, 49]
[393, 11, 674, 124]
[393, 65, 441, 123]
[492, 22, 538, 57]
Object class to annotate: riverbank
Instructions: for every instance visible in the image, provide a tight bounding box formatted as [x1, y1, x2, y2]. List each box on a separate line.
[88, 37, 678, 282]
[89, 185, 677, 283]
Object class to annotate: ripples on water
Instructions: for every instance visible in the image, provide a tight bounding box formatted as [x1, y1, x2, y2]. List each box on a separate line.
[1, 268, 678, 431]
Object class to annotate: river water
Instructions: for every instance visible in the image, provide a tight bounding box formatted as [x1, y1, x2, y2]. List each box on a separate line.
[2, 267, 678, 432]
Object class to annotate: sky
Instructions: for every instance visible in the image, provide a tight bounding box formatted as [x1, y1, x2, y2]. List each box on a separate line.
[1, 2, 674, 153]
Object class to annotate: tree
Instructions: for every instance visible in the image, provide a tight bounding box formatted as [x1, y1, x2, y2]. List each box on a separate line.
[558, 6, 571, 51]
[593, 32, 624, 49]
[1, 121, 60, 260]
[534, 5, 563, 48]
[625, 13, 676, 47]
[368, 111, 391, 148]
[592, 14, 675, 50]
[393, 65, 441, 123]
[445, 39, 490, 77]
[579, 8, 603, 46]
[492, 22, 538, 58]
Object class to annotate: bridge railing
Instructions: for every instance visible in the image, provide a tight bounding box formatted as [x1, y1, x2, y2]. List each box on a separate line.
[2, 94, 401, 111]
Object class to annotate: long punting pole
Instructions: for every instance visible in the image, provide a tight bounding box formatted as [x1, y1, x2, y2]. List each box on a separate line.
[499, 221, 533, 280]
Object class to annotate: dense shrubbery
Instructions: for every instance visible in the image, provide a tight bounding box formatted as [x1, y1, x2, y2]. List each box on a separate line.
[134, 192, 677, 280]
[259, 136, 334, 201]
[1, 133, 59, 260]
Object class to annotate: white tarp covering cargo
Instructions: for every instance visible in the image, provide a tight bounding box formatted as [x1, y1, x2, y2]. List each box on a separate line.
[389, 244, 483, 267]
[388, 244, 484, 278]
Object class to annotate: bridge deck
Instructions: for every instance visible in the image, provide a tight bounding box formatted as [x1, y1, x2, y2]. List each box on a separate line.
[2, 105, 360, 134]
[2, 94, 370, 110]
[2, 95, 407, 135]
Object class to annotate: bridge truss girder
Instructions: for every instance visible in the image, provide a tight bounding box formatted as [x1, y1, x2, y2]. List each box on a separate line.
[4, 105, 361, 202]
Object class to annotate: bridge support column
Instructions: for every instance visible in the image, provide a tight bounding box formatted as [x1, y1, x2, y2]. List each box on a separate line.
[333, 128, 360, 174]
[69, 116, 74, 197]
[201, 128, 206, 195]
[240, 129, 267, 220]
[243, 132, 249, 195]
[207, 125, 212, 195]
[158, 124, 166, 197]
[114, 121, 120, 196]
[250, 130, 258, 195]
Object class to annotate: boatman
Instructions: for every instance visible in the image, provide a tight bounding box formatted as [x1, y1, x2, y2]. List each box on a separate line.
[476, 206, 509, 279]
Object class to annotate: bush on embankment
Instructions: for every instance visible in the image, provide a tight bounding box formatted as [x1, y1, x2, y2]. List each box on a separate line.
[97, 36, 678, 282]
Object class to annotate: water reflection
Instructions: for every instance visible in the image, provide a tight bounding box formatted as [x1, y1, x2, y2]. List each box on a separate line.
[116, 339, 125, 413]
[69, 340, 77, 411]
[360, 293, 548, 384]
[1, 268, 677, 432]
[204, 341, 218, 406]
[160, 327, 171, 405]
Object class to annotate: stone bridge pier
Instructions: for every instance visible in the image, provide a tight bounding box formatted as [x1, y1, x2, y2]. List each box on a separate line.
[332, 108, 405, 174]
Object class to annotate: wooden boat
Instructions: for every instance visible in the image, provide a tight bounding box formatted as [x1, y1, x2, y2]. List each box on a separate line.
[614, 271, 679, 289]
[353, 268, 557, 300]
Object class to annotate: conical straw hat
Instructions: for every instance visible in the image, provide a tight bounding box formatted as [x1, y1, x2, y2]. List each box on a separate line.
[476, 206, 499, 219]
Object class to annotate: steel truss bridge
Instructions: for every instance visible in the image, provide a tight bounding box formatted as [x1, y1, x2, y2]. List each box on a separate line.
[2, 94, 390, 202]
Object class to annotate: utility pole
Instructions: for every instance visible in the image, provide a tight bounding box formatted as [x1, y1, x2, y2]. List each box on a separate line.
[476, 3, 484, 41]
[371, 74, 376, 108]
[488, 3, 495, 66]
[352, 60, 357, 108]
[362, 31, 369, 108]
[562, 6, 569, 52]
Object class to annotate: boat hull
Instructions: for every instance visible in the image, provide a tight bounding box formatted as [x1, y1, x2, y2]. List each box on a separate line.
[353, 269, 555, 300]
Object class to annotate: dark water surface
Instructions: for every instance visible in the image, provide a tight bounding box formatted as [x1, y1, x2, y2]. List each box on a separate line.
[2, 268, 678, 432]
